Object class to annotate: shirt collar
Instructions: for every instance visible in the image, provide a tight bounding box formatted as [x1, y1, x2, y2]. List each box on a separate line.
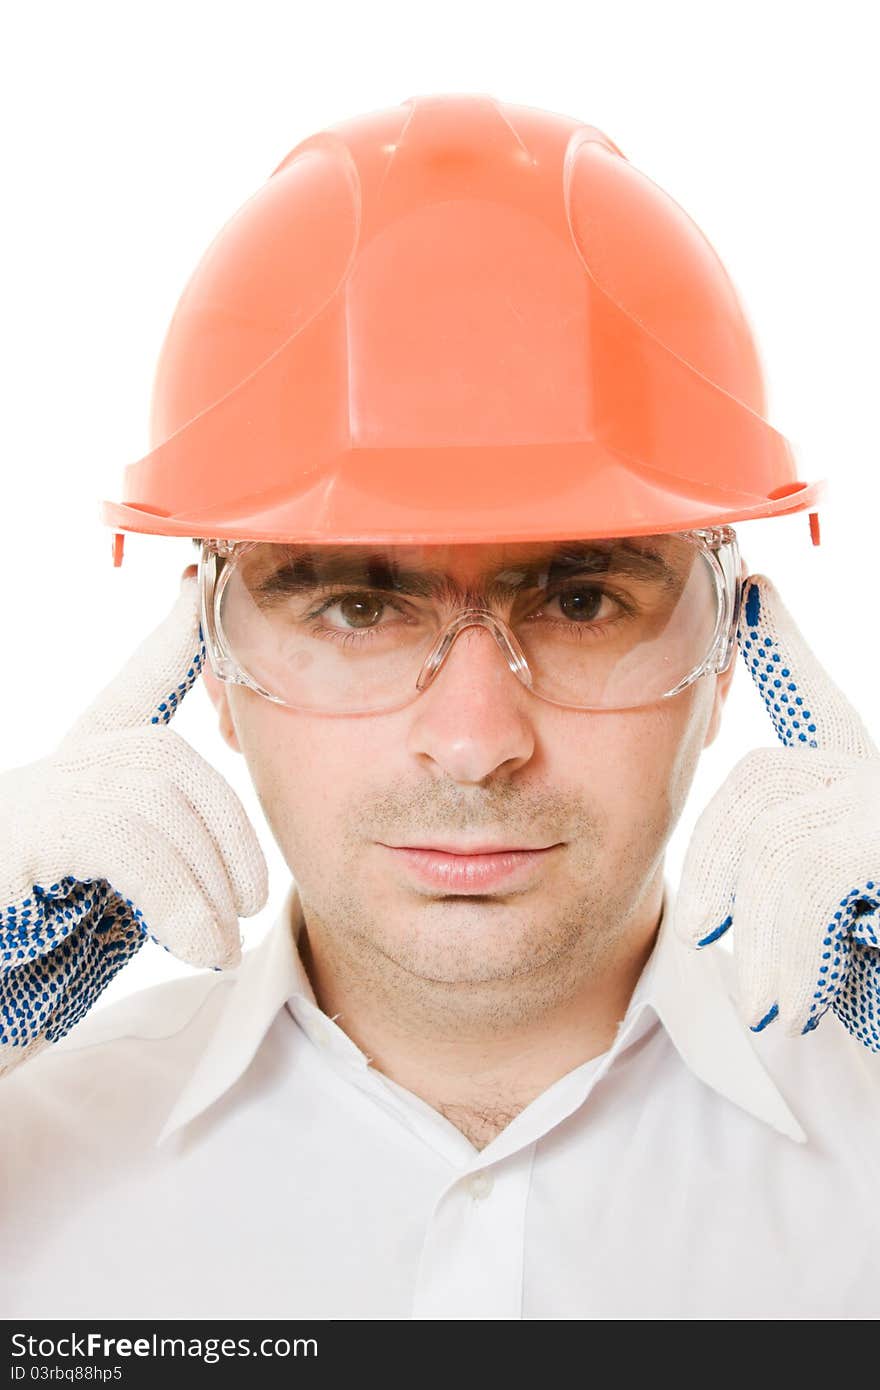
[157, 875, 807, 1147]
[629, 886, 807, 1144]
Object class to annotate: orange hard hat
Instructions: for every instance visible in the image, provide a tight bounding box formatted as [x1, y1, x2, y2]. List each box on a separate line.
[101, 92, 825, 566]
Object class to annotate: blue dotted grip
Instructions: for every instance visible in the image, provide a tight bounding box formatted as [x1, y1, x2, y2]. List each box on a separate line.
[0, 627, 207, 1060]
[699, 583, 880, 1052]
[739, 581, 819, 750]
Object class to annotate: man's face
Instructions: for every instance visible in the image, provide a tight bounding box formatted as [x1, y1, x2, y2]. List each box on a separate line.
[199, 540, 737, 999]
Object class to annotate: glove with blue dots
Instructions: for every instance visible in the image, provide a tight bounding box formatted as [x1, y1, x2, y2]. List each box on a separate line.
[671, 573, 880, 1052]
[0, 570, 268, 1077]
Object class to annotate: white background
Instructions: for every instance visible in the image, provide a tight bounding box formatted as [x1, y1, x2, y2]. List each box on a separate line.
[1, 0, 877, 1002]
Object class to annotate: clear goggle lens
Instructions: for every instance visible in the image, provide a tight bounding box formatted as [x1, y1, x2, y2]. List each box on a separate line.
[205, 533, 731, 714]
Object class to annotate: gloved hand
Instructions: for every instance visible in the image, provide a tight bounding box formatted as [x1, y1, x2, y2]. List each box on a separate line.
[0, 569, 268, 1076]
[671, 573, 880, 1052]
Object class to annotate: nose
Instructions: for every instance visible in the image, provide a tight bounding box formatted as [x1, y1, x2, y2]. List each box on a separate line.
[405, 622, 535, 784]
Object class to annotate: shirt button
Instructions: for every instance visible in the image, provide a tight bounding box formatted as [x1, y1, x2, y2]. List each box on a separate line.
[465, 1169, 495, 1201]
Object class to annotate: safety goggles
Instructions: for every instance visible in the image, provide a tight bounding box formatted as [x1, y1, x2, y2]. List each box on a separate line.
[198, 526, 742, 715]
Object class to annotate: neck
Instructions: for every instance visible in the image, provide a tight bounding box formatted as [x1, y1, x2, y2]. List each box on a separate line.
[296, 876, 664, 1152]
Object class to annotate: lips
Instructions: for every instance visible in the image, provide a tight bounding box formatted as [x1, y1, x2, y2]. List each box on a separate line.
[380, 842, 561, 893]
[390, 843, 552, 854]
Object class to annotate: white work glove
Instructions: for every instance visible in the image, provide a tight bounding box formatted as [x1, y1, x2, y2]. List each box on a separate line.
[671, 574, 879, 1051]
[0, 570, 268, 1076]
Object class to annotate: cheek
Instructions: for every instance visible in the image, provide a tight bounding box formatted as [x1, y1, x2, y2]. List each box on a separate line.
[627, 680, 715, 829]
[227, 690, 375, 862]
[555, 680, 714, 850]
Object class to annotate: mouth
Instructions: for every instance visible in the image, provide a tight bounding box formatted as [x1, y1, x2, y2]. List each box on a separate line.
[378, 842, 562, 894]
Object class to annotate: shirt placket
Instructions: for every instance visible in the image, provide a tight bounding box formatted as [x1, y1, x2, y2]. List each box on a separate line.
[410, 1141, 537, 1320]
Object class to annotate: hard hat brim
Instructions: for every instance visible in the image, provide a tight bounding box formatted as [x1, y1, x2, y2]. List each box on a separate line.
[100, 447, 826, 545]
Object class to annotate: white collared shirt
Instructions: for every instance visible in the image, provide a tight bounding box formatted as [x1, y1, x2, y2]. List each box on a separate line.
[2, 877, 878, 1320]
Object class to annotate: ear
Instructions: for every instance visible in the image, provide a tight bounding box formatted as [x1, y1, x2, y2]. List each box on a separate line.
[180, 560, 242, 753]
[202, 661, 242, 753]
[703, 657, 735, 750]
[703, 552, 748, 750]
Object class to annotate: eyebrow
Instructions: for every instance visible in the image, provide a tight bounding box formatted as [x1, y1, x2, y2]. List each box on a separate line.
[249, 541, 681, 606]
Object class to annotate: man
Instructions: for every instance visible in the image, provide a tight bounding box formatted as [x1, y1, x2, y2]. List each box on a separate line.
[1, 94, 878, 1320]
